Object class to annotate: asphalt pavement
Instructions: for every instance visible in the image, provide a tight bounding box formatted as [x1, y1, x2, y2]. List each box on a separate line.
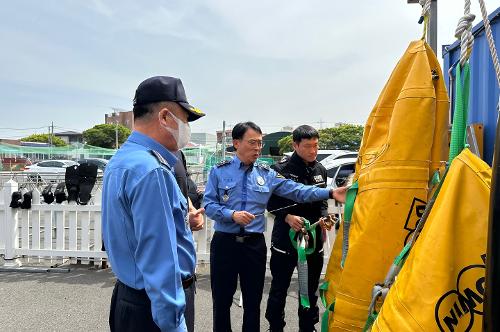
[0, 260, 322, 331]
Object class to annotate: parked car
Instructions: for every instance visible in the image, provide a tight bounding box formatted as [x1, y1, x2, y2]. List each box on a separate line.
[320, 157, 357, 188]
[24, 160, 79, 182]
[77, 158, 109, 171]
[285, 150, 358, 162]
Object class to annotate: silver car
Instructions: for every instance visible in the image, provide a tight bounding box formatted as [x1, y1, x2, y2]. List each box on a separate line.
[24, 160, 79, 183]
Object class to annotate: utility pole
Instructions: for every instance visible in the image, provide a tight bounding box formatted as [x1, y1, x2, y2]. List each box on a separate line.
[115, 121, 119, 149]
[221, 121, 226, 160]
[408, 0, 438, 54]
[429, 0, 437, 54]
[48, 122, 54, 159]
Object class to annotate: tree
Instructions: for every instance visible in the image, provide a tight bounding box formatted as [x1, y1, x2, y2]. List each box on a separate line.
[21, 134, 67, 147]
[83, 124, 131, 149]
[319, 124, 364, 150]
[277, 124, 364, 154]
[277, 135, 293, 154]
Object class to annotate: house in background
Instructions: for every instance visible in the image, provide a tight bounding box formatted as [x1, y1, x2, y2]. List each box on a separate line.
[54, 131, 83, 145]
[105, 109, 134, 130]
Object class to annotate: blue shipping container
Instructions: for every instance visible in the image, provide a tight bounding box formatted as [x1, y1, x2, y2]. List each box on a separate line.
[443, 6, 500, 165]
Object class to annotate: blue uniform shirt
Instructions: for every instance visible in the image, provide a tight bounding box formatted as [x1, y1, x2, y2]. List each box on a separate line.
[203, 155, 331, 233]
[102, 131, 195, 332]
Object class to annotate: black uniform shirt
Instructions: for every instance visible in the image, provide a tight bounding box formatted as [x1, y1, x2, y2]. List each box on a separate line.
[267, 152, 329, 253]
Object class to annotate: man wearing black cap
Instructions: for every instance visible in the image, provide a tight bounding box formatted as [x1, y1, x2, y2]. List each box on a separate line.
[103, 76, 205, 332]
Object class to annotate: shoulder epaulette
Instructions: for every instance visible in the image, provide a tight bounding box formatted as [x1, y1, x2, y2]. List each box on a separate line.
[257, 162, 270, 171]
[279, 155, 290, 164]
[151, 150, 171, 169]
[216, 160, 231, 168]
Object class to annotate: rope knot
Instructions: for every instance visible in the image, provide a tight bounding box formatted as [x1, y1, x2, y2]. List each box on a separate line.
[455, 0, 475, 66]
[418, 0, 431, 24]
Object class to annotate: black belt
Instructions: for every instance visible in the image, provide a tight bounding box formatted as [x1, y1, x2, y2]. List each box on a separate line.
[182, 275, 196, 289]
[215, 231, 263, 243]
[118, 276, 195, 293]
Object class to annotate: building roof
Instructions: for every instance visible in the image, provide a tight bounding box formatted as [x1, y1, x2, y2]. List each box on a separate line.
[54, 131, 82, 136]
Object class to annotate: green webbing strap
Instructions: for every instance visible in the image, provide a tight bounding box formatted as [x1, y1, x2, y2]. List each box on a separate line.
[321, 301, 335, 332]
[430, 169, 440, 187]
[319, 281, 329, 307]
[297, 235, 311, 308]
[394, 242, 412, 266]
[289, 219, 317, 308]
[289, 218, 316, 255]
[319, 282, 333, 332]
[341, 181, 359, 268]
[449, 62, 471, 162]
[362, 312, 378, 332]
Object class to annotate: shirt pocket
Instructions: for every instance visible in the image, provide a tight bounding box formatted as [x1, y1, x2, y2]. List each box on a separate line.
[217, 181, 237, 204]
[249, 184, 271, 204]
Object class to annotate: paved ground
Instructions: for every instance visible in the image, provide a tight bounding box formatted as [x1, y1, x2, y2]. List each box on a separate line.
[0, 259, 324, 331]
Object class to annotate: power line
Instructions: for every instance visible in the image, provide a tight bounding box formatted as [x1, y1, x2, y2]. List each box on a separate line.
[0, 126, 48, 131]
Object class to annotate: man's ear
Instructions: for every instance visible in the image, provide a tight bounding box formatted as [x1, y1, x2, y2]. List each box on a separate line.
[158, 107, 171, 126]
[233, 139, 240, 151]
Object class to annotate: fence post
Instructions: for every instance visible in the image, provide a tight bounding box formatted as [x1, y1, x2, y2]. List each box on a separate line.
[2, 180, 21, 267]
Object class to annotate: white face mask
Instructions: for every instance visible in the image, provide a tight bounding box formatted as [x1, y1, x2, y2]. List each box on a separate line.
[162, 111, 191, 149]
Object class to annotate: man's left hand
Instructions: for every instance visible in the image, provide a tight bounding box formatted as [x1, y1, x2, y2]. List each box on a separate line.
[189, 208, 205, 231]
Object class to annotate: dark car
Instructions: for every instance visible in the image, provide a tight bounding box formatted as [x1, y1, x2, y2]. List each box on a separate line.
[77, 158, 109, 171]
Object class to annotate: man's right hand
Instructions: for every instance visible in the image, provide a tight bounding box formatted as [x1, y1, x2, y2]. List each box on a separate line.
[232, 211, 255, 226]
[285, 214, 304, 232]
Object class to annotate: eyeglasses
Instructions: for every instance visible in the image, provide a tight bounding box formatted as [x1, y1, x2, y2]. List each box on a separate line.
[244, 139, 265, 147]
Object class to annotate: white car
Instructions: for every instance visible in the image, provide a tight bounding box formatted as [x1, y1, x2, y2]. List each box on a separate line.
[24, 160, 79, 183]
[285, 149, 357, 162]
[320, 157, 358, 188]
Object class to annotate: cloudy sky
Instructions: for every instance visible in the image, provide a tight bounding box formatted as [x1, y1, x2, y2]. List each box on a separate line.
[0, 0, 497, 139]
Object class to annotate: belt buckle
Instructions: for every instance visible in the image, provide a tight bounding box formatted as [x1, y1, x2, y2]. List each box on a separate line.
[235, 235, 246, 243]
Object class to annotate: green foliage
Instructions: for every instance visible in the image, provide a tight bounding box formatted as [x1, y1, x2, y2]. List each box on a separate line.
[277, 124, 364, 154]
[21, 134, 67, 147]
[277, 135, 293, 154]
[319, 124, 364, 150]
[83, 124, 131, 149]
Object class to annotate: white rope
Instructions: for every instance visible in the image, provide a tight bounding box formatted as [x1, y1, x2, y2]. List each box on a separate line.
[478, 0, 500, 87]
[455, 0, 476, 67]
[418, 0, 431, 40]
[419, 0, 431, 18]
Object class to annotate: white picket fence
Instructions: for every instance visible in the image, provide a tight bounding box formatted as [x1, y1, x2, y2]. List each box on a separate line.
[0, 180, 341, 268]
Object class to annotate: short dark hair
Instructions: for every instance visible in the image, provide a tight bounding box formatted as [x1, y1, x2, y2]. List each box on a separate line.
[232, 122, 262, 140]
[292, 125, 319, 143]
[133, 103, 155, 120]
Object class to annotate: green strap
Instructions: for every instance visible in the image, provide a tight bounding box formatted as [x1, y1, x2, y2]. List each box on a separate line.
[362, 311, 378, 332]
[341, 181, 358, 267]
[290, 219, 316, 308]
[430, 170, 440, 187]
[343, 181, 358, 221]
[289, 218, 316, 255]
[319, 281, 329, 307]
[394, 242, 411, 266]
[321, 301, 335, 332]
[449, 62, 471, 162]
[297, 236, 310, 308]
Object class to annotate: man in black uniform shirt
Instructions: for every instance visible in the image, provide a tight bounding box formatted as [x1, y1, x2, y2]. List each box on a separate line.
[265, 125, 330, 332]
[174, 150, 204, 231]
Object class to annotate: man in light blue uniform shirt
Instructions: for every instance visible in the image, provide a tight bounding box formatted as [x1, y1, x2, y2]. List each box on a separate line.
[204, 122, 347, 332]
[103, 76, 205, 332]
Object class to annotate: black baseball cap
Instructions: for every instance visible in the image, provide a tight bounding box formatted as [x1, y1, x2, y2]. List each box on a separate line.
[133, 76, 205, 122]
